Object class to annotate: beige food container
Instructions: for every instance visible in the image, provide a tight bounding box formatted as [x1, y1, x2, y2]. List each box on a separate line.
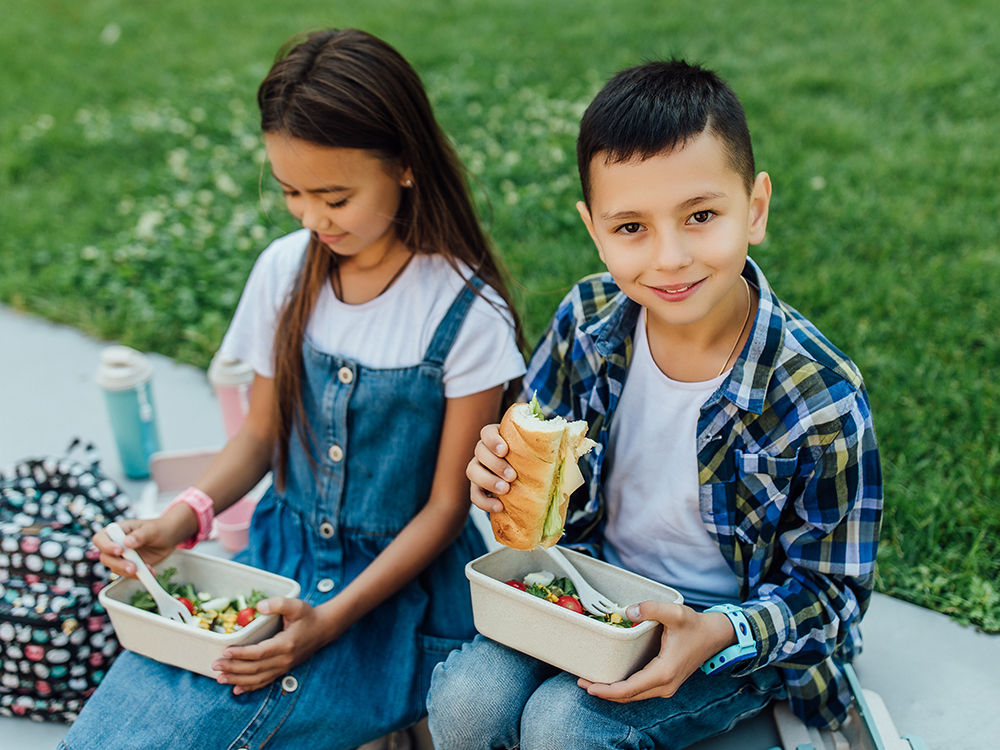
[100, 548, 300, 678]
[466, 546, 683, 683]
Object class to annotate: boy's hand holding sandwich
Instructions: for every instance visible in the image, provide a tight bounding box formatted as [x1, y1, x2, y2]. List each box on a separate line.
[469, 396, 595, 550]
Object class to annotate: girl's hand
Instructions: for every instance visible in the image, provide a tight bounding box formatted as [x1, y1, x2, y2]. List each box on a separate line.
[577, 602, 738, 702]
[211, 597, 340, 695]
[466, 423, 517, 513]
[94, 517, 184, 578]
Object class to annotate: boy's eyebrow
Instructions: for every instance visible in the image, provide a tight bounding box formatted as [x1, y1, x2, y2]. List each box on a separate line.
[679, 191, 727, 208]
[601, 211, 639, 221]
[271, 172, 349, 193]
[600, 209, 645, 222]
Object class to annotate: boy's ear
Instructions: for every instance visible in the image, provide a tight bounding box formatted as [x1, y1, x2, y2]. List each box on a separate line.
[747, 172, 772, 246]
[576, 200, 606, 263]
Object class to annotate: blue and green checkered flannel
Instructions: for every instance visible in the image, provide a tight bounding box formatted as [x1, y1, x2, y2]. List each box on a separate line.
[521, 257, 883, 730]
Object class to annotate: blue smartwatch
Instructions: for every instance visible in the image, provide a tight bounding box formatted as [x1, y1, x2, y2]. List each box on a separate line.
[700, 603, 757, 675]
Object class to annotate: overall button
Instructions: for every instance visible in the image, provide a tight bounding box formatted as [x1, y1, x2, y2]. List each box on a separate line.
[281, 675, 298, 693]
[337, 366, 354, 384]
[316, 578, 335, 593]
[319, 521, 335, 538]
[328, 444, 344, 462]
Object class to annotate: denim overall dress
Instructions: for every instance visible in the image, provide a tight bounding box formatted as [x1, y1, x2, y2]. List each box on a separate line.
[62, 281, 488, 750]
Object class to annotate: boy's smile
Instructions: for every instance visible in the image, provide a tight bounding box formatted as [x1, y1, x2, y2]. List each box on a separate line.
[577, 131, 771, 378]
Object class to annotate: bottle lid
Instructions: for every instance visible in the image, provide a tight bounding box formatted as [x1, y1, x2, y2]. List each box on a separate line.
[95, 346, 154, 391]
[208, 351, 255, 386]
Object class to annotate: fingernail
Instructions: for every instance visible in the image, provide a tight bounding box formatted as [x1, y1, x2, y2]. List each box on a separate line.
[493, 502, 503, 513]
[503, 468, 516, 481]
[257, 601, 270, 614]
[494, 480, 509, 494]
[233, 687, 243, 696]
[495, 442, 506, 455]
[216, 673, 227, 684]
[626, 605, 640, 620]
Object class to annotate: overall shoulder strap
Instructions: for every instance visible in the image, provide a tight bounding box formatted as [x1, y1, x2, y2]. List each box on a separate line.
[423, 275, 485, 366]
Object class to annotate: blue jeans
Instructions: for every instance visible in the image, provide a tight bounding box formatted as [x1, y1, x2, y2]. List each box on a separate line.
[427, 635, 786, 750]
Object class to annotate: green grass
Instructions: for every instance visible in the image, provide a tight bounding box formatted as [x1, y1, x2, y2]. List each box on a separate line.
[2, 0, 998, 631]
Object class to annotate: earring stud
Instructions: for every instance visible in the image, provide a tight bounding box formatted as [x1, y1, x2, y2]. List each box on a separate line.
[404, 179, 413, 187]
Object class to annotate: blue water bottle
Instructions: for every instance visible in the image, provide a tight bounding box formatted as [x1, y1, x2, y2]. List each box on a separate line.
[95, 346, 161, 479]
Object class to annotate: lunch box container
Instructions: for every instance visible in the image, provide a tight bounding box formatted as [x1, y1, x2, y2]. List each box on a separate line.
[466, 546, 683, 683]
[100, 548, 300, 678]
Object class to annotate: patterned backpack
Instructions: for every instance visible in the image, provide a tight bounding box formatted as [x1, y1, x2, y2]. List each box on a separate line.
[0, 441, 132, 723]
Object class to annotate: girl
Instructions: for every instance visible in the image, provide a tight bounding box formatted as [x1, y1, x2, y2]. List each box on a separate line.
[63, 29, 526, 749]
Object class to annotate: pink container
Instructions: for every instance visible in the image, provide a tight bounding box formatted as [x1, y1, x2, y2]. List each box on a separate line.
[208, 352, 254, 438]
[215, 497, 257, 553]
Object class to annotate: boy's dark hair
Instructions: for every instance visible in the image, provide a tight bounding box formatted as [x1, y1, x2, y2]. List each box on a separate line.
[577, 59, 755, 203]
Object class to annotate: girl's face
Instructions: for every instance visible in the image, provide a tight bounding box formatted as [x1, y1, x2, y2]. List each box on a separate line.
[265, 133, 413, 264]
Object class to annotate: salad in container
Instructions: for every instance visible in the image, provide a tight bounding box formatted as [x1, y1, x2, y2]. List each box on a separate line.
[100, 548, 300, 677]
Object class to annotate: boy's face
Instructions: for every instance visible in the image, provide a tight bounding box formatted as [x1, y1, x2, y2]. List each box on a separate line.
[577, 131, 771, 337]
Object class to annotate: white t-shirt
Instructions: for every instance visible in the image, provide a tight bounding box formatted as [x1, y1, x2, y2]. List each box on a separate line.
[602, 308, 740, 608]
[220, 229, 526, 398]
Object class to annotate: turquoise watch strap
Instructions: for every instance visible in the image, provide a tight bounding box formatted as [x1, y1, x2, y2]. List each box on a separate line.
[700, 603, 757, 675]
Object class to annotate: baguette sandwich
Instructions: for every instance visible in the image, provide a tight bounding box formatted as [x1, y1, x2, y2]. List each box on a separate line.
[490, 397, 597, 550]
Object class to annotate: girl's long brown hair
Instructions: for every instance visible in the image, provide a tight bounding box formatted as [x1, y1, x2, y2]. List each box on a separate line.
[258, 29, 524, 490]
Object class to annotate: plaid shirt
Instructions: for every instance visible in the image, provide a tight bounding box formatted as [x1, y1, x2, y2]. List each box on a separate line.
[523, 257, 882, 730]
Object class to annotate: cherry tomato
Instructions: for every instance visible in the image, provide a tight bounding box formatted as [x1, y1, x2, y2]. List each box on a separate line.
[555, 595, 584, 614]
[236, 607, 257, 627]
[176, 596, 196, 615]
[504, 580, 527, 591]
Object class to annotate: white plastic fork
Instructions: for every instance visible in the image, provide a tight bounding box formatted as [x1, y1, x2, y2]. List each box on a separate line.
[105, 522, 195, 625]
[542, 545, 628, 618]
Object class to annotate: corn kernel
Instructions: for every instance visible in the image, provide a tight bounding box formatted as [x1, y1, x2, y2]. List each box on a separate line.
[610, 613, 622, 624]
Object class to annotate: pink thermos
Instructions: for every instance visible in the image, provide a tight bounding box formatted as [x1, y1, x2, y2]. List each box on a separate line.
[208, 352, 254, 438]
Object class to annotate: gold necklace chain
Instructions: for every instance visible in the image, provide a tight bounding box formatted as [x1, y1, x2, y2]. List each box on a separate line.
[717, 276, 752, 378]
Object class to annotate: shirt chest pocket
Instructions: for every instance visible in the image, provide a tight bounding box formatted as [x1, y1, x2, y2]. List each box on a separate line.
[732, 449, 799, 546]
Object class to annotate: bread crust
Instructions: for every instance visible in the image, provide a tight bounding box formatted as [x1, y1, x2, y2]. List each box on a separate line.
[490, 403, 594, 550]
[491, 405, 561, 549]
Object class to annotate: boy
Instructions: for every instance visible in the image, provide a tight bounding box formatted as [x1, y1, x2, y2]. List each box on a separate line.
[426, 59, 882, 749]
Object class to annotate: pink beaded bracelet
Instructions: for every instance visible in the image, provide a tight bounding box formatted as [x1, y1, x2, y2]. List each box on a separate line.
[165, 486, 215, 549]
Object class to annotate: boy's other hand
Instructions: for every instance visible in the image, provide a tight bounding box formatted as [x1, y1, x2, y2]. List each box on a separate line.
[577, 601, 738, 702]
[466, 423, 517, 513]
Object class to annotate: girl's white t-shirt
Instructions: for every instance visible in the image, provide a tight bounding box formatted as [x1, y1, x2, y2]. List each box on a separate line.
[220, 229, 526, 398]
[602, 308, 741, 608]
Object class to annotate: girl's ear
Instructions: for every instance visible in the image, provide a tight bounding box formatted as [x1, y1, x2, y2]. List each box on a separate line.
[400, 165, 415, 188]
[747, 172, 772, 246]
[576, 200, 606, 264]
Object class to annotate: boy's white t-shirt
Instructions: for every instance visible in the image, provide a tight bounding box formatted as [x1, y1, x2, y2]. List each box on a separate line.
[220, 229, 526, 398]
[602, 308, 741, 608]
